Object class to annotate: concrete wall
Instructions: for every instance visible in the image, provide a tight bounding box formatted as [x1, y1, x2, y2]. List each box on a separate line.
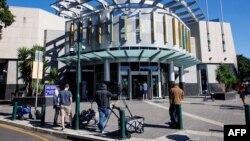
[0, 7, 65, 100]
[190, 21, 237, 67]
[44, 30, 66, 85]
[0, 6, 65, 59]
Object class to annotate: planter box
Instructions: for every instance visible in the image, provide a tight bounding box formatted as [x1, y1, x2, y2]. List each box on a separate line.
[212, 92, 237, 100]
[12, 96, 53, 107]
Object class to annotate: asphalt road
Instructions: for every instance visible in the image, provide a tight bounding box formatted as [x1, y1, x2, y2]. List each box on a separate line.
[0, 123, 71, 141]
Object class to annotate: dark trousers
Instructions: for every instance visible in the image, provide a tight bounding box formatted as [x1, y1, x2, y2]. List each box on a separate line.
[53, 106, 60, 125]
[169, 105, 179, 127]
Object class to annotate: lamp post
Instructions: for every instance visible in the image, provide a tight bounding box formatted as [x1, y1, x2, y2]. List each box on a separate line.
[74, 20, 83, 130]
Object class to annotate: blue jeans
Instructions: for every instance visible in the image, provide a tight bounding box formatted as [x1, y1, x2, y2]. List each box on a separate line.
[98, 107, 110, 132]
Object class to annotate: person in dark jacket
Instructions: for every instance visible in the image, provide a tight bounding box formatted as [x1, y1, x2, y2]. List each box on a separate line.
[94, 83, 116, 133]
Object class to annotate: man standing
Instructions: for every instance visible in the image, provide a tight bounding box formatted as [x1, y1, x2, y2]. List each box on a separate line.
[169, 83, 184, 128]
[94, 83, 116, 133]
[59, 84, 73, 131]
[53, 85, 60, 127]
[142, 82, 148, 100]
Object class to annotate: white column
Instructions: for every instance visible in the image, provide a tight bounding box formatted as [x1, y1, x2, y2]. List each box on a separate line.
[169, 61, 175, 82]
[179, 66, 185, 90]
[158, 62, 162, 98]
[179, 66, 185, 83]
[104, 59, 110, 82]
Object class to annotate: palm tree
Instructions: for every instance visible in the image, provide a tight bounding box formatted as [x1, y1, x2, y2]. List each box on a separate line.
[49, 67, 58, 85]
[17, 45, 44, 96]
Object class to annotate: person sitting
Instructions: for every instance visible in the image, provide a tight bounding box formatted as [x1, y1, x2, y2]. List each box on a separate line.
[17, 105, 32, 120]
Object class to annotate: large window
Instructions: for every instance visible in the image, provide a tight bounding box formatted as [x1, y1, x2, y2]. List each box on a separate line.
[120, 62, 129, 71]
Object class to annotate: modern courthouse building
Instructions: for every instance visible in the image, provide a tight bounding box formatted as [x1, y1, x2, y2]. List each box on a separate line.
[0, 0, 237, 100]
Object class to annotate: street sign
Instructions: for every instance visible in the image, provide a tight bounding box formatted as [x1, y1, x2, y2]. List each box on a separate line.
[44, 85, 58, 97]
[32, 61, 43, 79]
[35, 51, 43, 62]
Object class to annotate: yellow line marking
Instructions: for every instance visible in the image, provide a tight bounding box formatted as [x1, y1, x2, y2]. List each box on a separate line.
[0, 123, 49, 141]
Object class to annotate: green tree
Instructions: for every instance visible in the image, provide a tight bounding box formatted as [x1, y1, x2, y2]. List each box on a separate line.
[216, 64, 237, 91]
[17, 45, 45, 96]
[49, 67, 58, 85]
[237, 54, 250, 82]
[0, 0, 15, 27]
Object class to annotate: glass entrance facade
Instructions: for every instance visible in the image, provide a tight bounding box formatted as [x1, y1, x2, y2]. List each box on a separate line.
[76, 62, 168, 100]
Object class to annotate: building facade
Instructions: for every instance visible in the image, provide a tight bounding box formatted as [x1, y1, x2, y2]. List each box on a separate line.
[53, 0, 237, 99]
[0, 7, 65, 100]
[0, 0, 237, 100]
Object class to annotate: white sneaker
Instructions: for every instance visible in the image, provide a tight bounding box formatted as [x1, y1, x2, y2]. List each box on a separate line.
[101, 131, 107, 134]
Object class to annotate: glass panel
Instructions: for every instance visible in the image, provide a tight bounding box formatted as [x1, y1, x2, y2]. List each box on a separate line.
[163, 14, 168, 44]
[172, 17, 176, 45]
[139, 62, 158, 71]
[131, 62, 139, 71]
[121, 75, 128, 99]
[152, 75, 158, 97]
[120, 62, 129, 71]
[151, 12, 155, 42]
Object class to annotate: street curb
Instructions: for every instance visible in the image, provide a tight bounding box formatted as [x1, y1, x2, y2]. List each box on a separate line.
[0, 118, 114, 141]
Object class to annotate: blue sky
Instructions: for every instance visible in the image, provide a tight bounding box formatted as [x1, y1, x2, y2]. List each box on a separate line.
[7, 0, 250, 58]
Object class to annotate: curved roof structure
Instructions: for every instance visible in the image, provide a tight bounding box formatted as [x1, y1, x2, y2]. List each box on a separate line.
[51, 0, 205, 24]
[58, 48, 200, 68]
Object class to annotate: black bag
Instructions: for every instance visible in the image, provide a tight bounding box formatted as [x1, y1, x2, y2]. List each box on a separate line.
[35, 110, 41, 119]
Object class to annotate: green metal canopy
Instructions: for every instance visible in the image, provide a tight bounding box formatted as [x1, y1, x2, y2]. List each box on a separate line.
[58, 48, 200, 68]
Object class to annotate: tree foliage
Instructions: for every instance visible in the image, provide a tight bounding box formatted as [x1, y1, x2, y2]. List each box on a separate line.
[216, 64, 237, 92]
[237, 54, 250, 82]
[49, 67, 58, 85]
[18, 45, 45, 96]
[0, 0, 15, 27]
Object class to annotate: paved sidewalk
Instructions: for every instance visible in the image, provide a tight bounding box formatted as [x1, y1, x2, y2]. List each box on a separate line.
[0, 95, 249, 141]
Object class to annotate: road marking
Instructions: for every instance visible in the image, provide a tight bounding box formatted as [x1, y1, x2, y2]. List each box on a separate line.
[143, 101, 224, 127]
[0, 123, 48, 141]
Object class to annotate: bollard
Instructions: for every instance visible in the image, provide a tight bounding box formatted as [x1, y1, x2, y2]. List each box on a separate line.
[119, 108, 126, 139]
[177, 104, 183, 129]
[40, 104, 46, 126]
[12, 102, 18, 120]
[244, 104, 250, 126]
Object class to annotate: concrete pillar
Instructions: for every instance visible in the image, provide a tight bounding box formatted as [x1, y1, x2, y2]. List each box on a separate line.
[197, 65, 202, 96]
[104, 59, 110, 82]
[168, 61, 175, 91]
[179, 66, 185, 90]
[158, 62, 162, 98]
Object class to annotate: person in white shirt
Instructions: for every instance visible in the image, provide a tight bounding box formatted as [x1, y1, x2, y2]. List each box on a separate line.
[53, 85, 60, 127]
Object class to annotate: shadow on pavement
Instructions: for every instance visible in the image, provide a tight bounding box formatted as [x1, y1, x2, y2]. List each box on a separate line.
[190, 103, 205, 105]
[0, 112, 12, 116]
[220, 105, 244, 110]
[209, 129, 224, 133]
[166, 134, 190, 141]
[144, 123, 171, 129]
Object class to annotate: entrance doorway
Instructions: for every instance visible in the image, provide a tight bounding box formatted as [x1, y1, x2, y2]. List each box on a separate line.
[132, 75, 147, 99]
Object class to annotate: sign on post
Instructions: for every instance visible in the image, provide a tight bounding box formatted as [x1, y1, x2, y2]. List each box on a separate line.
[33, 50, 43, 112]
[32, 62, 43, 79]
[44, 85, 58, 97]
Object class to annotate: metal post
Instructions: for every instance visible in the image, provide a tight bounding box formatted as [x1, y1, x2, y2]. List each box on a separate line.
[34, 51, 43, 113]
[245, 104, 250, 126]
[119, 108, 126, 139]
[35, 79, 39, 111]
[177, 105, 183, 129]
[12, 102, 18, 120]
[40, 104, 46, 126]
[74, 20, 82, 130]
